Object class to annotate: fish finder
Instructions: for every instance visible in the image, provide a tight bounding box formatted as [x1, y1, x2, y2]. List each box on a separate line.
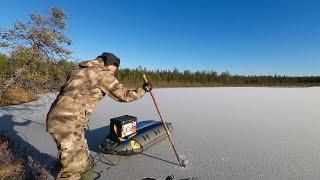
[110, 115, 137, 141]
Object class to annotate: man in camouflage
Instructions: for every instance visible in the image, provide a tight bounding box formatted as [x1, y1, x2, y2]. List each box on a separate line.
[46, 52, 152, 180]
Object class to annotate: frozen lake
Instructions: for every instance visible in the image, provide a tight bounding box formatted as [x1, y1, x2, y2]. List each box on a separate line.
[0, 87, 320, 179]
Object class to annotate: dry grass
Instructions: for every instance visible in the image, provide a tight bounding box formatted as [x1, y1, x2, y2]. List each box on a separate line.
[0, 134, 24, 179]
[0, 133, 48, 180]
[0, 86, 38, 106]
[0, 161, 24, 180]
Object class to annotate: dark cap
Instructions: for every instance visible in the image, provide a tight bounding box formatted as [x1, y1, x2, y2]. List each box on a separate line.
[98, 52, 120, 68]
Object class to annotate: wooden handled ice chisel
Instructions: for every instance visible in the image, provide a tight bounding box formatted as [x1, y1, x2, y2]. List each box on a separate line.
[143, 74, 185, 167]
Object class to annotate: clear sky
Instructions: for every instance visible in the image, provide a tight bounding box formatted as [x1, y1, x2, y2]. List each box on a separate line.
[1, 0, 319, 76]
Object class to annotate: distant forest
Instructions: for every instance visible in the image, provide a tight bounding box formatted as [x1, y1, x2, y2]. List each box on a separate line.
[1, 7, 319, 106]
[2, 53, 319, 96]
[117, 67, 320, 87]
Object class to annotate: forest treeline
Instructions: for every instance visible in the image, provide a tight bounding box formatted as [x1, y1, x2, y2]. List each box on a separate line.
[117, 67, 320, 87]
[1, 52, 319, 94]
[0, 7, 319, 106]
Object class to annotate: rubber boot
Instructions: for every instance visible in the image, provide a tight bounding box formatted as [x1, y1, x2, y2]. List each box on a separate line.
[80, 164, 94, 180]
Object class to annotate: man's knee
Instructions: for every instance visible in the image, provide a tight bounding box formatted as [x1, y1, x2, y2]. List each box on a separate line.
[51, 130, 90, 179]
[62, 132, 89, 169]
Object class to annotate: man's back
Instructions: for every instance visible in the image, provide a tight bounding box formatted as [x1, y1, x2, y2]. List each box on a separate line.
[46, 58, 145, 133]
[46, 59, 108, 132]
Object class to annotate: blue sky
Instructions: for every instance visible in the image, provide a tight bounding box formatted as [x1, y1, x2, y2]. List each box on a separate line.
[1, 0, 319, 76]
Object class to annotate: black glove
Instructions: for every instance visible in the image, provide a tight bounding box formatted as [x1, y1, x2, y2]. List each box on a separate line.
[143, 82, 153, 92]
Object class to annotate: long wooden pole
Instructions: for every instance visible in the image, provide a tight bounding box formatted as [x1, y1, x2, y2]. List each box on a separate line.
[143, 74, 184, 167]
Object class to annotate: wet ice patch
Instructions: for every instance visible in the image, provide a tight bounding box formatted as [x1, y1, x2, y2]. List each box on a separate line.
[176, 154, 189, 168]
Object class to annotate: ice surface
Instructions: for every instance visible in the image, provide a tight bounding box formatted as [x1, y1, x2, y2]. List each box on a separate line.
[0, 87, 320, 179]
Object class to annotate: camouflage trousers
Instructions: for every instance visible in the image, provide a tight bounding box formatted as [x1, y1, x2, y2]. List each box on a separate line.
[50, 128, 91, 180]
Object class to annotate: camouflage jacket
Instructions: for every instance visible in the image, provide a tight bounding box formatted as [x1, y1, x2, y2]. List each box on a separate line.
[46, 58, 146, 133]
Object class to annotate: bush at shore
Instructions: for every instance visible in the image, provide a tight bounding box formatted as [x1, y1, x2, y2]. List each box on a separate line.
[0, 86, 39, 106]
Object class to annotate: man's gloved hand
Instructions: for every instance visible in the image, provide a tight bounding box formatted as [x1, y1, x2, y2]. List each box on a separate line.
[143, 82, 153, 92]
